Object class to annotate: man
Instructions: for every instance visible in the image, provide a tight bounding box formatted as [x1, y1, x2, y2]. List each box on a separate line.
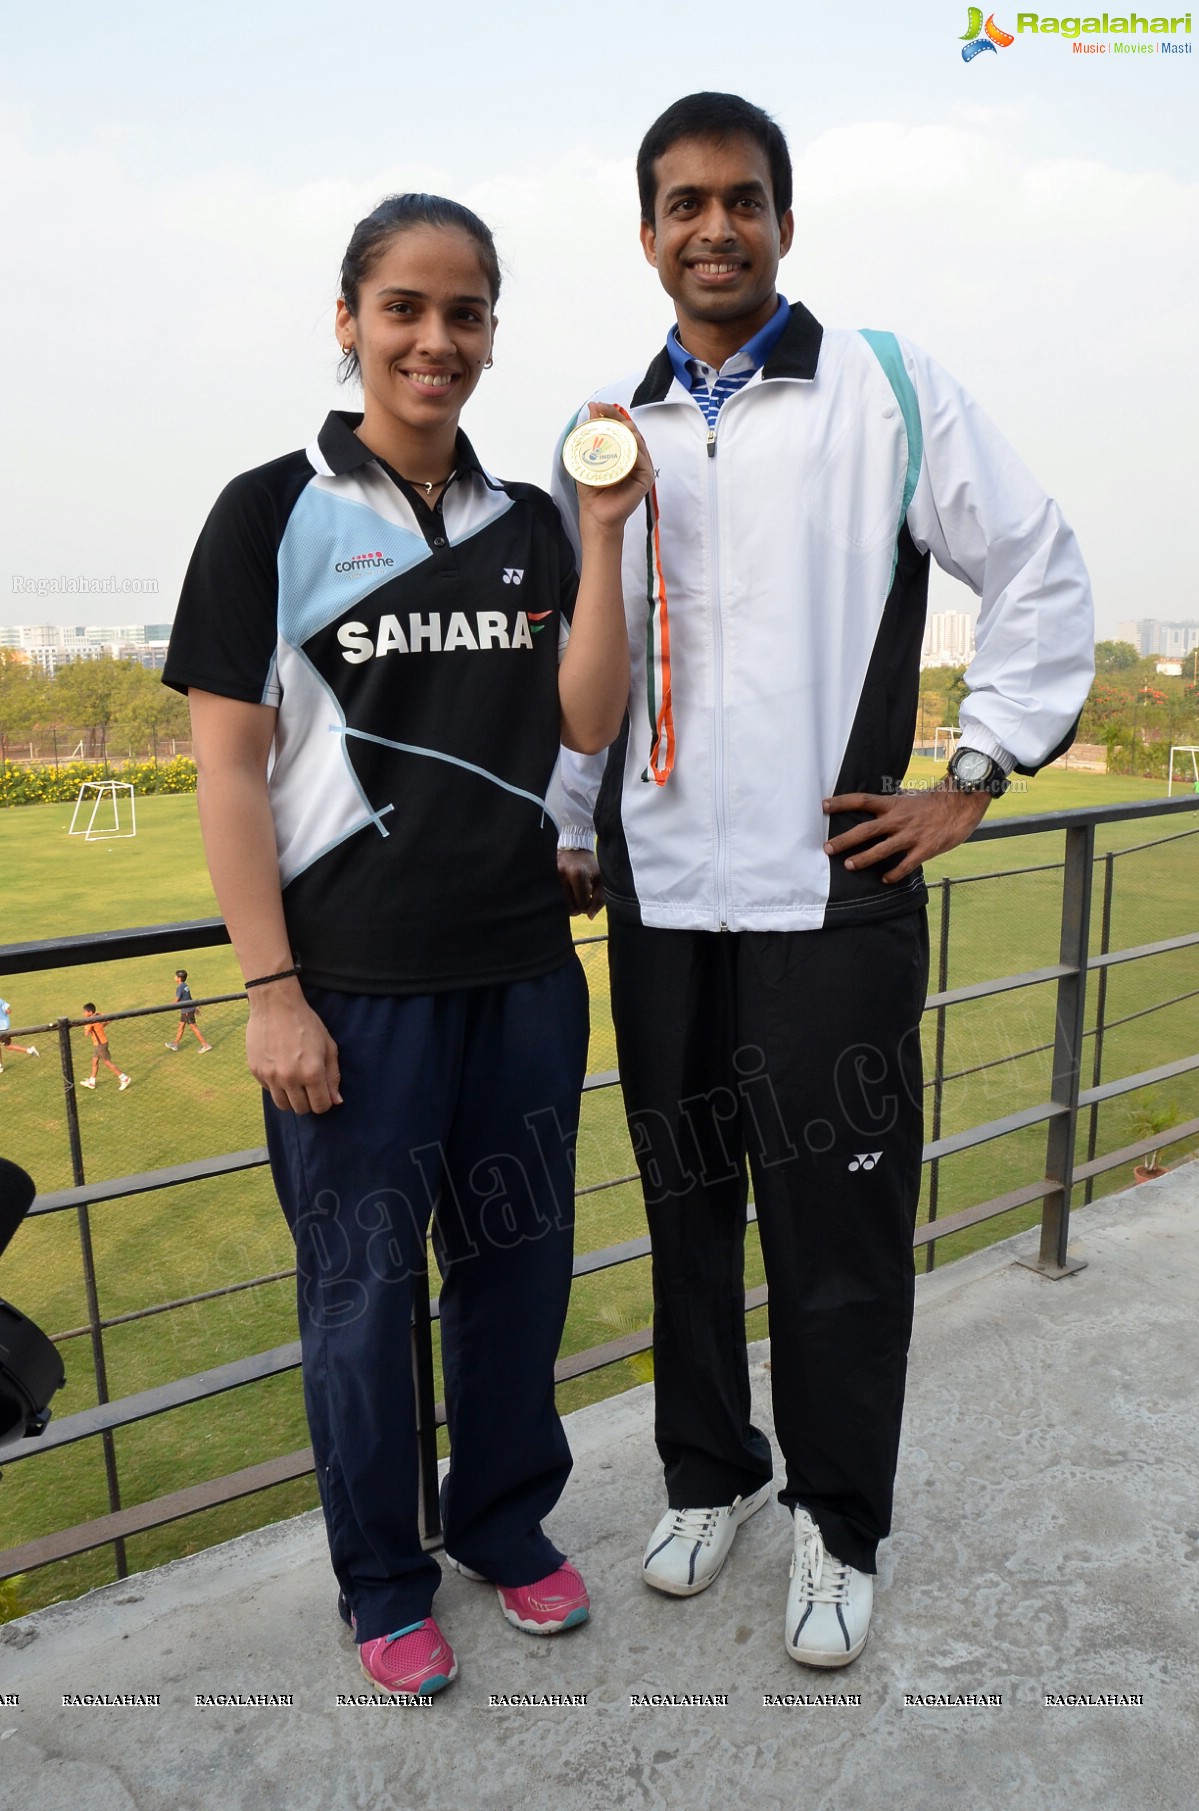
[553, 92, 1093, 1667]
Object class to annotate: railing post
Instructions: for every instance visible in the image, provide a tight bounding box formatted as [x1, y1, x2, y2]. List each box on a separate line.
[57, 1017, 128, 1577]
[924, 877, 952, 1273]
[1083, 852, 1115, 1206]
[410, 1264, 442, 1548]
[1023, 824, 1094, 1278]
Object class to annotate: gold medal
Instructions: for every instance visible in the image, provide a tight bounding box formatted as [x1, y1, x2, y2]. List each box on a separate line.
[562, 418, 638, 488]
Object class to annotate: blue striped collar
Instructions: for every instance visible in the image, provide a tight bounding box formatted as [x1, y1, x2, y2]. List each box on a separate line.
[666, 295, 791, 394]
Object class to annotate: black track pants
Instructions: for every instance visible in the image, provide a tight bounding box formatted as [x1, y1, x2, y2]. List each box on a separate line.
[607, 911, 929, 1574]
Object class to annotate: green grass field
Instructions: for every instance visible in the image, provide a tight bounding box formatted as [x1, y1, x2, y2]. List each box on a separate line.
[1, 766, 1195, 1619]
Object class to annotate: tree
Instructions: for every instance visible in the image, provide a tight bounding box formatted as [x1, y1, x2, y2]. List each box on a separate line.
[1125, 1097, 1179, 1177]
[918, 665, 968, 733]
[114, 664, 191, 761]
[49, 655, 142, 768]
[944, 666, 968, 726]
[1079, 679, 1131, 738]
[1094, 640, 1139, 674]
[1099, 723, 1125, 769]
[0, 649, 45, 768]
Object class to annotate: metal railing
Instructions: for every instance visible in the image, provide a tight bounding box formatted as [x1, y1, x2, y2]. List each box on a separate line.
[2, 794, 1198, 1592]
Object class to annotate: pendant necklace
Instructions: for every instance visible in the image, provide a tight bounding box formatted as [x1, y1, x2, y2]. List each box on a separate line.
[397, 469, 453, 496]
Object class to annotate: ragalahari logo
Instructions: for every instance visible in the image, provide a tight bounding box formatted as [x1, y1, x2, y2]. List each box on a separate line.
[961, 7, 1016, 56]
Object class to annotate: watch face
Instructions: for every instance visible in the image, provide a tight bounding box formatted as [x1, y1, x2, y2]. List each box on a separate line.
[952, 749, 991, 784]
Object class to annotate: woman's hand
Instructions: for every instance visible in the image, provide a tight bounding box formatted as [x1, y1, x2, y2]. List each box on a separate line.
[188, 688, 344, 1114]
[246, 980, 342, 1115]
[573, 403, 655, 533]
[558, 405, 649, 754]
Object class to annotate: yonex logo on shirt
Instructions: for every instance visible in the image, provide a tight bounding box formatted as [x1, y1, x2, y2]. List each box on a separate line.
[334, 551, 396, 574]
[502, 568, 525, 585]
[338, 611, 541, 662]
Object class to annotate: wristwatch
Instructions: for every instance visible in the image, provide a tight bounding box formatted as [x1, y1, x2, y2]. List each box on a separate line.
[946, 747, 1010, 796]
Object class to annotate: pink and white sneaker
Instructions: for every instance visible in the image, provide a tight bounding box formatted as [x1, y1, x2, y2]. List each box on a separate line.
[449, 1555, 590, 1635]
[359, 1617, 458, 1696]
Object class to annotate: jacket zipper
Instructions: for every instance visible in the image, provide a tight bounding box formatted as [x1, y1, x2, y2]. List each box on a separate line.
[706, 418, 731, 931]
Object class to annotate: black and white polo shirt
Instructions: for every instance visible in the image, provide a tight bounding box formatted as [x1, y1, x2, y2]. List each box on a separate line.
[166, 412, 578, 994]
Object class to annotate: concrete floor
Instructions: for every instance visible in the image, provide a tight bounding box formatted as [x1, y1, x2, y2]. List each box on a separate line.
[2, 1167, 1197, 1811]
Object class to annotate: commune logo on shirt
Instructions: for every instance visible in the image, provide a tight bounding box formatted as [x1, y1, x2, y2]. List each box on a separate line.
[334, 550, 396, 574]
[338, 612, 544, 662]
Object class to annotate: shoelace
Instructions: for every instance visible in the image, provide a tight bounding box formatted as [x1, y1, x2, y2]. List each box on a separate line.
[791, 1525, 852, 1604]
[666, 1507, 721, 1544]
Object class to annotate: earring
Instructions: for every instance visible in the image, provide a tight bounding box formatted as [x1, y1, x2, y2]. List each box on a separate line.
[484, 357, 494, 369]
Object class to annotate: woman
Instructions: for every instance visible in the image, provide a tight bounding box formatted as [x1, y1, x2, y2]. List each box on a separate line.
[165, 194, 648, 1697]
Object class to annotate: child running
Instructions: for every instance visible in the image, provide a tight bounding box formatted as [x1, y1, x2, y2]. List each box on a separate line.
[165, 969, 212, 1052]
[165, 193, 649, 1698]
[80, 1004, 131, 1091]
[0, 997, 39, 1071]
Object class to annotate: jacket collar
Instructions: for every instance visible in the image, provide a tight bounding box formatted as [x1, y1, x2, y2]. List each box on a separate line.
[631, 299, 824, 406]
[314, 411, 491, 483]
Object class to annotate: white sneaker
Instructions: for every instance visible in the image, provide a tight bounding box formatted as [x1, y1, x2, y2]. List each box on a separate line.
[81, 1077, 96, 1089]
[28, 1047, 39, 1058]
[119, 1074, 132, 1090]
[165, 1042, 179, 1051]
[642, 1483, 772, 1596]
[785, 1507, 873, 1668]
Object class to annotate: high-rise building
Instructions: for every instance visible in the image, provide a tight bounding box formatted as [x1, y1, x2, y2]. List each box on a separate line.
[1114, 619, 1199, 658]
[920, 611, 975, 669]
[0, 624, 173, 676]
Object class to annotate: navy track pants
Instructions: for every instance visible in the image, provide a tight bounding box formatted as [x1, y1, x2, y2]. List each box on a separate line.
[264, 960, 589, 1641]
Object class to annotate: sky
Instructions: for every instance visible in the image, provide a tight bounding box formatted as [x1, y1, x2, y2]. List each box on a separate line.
[1, 0, 1196, 638]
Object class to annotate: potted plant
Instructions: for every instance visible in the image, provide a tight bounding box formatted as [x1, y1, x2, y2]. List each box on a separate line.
[1125, 1098, 1180, 1182]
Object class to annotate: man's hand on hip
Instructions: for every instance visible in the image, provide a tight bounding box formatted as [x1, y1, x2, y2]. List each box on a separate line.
[822, 783, 993, 884]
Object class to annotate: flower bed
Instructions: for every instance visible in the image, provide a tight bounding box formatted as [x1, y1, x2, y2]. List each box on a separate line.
[0, 757, 197, 807]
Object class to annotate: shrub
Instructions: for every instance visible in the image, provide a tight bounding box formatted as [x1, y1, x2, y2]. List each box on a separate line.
[0, 1574, 28, 1623]
[0, 758, 197, 808]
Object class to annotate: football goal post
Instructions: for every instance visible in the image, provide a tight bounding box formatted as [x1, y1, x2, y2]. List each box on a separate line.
[932, 726, 961, 762]
[1167, 746, 1199, 797]
[68, 781, 137, 840]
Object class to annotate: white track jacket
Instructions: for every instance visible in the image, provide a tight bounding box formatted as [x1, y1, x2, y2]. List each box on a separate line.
[551, 302, 1094, 933]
